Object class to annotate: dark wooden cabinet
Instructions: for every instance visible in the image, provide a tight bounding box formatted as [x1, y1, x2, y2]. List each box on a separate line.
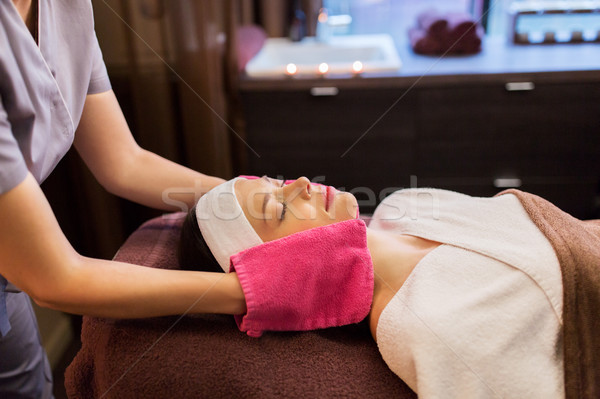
[240, 79, 600, 218]
[415, 81, 600, 218]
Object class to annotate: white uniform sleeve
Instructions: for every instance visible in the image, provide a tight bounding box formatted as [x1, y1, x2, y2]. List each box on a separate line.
[87, 32, 112, 95]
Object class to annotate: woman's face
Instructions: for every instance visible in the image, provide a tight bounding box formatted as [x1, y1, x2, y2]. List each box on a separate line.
[235, 176, 358, 242]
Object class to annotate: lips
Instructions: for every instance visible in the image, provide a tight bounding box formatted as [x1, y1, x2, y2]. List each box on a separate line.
[325, 186, 336, 211]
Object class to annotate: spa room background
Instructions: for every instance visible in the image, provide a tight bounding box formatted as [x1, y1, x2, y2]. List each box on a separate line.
[36, 1, 600, 397]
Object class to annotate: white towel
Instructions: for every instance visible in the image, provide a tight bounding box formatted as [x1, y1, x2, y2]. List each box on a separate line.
[195, 177, 263, 272]
[371, 189, 564, 398]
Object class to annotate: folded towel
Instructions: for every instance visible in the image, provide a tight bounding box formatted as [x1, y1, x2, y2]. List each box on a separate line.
[446, 12, 478, 40]
[230, 218, 374, 337]
[410, 9, 482, 55]
[409, 27, 444, 55]
[499, 189, 600, 399]
[417, 8, 448, 37]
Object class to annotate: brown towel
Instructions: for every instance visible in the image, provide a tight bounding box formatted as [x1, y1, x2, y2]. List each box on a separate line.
[64, 214, 414, 398]
[409, 27, 444, 55]
[499, 189, 600, 399]
[416, 8, 448, 37]
[410, 9, 482, 55]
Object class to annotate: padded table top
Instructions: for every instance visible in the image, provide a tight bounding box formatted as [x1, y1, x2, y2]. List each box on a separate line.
[65, 213, 414, 398]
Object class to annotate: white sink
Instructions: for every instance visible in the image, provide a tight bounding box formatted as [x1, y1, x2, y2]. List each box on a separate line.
[245, 34, 402, 77]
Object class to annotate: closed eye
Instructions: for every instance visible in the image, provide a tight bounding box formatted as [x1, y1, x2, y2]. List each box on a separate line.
[279, 201, 287, 220]
[263, 177, 287, 221]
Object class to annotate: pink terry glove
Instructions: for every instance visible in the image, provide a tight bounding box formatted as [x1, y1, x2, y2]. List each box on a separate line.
[229, 219, 374, 337]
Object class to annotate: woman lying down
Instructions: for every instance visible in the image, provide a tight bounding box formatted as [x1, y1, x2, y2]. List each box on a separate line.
[177, 175, 569, 398]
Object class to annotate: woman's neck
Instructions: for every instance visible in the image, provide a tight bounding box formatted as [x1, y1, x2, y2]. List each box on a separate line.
[366, 227, 441, 340]
[367, 228, 423, 294]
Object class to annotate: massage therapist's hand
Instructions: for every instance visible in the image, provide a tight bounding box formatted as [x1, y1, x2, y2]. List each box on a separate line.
[0, 173, 245, 317]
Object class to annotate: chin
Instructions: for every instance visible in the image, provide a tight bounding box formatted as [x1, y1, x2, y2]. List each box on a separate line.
[336, 192, 359, 220]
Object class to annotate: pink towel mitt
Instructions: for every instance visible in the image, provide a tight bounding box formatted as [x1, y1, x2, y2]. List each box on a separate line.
[230, 219, 374, 337]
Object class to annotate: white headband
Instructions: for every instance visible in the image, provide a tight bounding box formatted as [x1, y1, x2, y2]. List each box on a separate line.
[195, 177, 263, 272]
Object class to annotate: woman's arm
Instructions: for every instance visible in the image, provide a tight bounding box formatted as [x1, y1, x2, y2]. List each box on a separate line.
[73, 90, 225, 212]
[0, 174, 246, 317]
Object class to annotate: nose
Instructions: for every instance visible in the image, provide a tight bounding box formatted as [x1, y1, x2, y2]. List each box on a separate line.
[283, 176, 312, 200]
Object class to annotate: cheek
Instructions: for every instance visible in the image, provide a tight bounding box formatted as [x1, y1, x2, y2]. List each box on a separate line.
[287, 200, 318, 220]
[248, 220, 271, 242]
[254, 218, 320, 242]
[275, 216, 329, 241]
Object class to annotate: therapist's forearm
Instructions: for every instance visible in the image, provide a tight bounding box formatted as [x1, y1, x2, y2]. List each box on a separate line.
[109, 147, 225, 211]
[35, 255, 246, 317]
[74, 91, 225, 210]
[1, 174, 243, 318]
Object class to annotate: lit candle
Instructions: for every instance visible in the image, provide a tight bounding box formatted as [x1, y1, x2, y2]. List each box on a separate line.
[318, 9, 328, 24]
[286, 63, 298, 76]
[352, 60, 363, 74]
[318, 62, 329, 75]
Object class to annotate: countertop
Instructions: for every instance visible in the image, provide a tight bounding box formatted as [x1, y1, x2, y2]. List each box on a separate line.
[239, 36, 600, 91]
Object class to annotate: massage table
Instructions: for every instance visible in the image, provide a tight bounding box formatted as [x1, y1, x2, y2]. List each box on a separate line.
[64, 213, 415, 398]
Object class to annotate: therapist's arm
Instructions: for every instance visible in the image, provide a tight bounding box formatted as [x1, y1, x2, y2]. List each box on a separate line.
[0, 174, 246, 317]
[74, 90, 225, 211]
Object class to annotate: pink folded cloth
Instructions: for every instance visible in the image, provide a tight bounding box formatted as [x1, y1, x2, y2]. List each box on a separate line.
[229, 219, 374, 337]
[236, 25, 267, 72]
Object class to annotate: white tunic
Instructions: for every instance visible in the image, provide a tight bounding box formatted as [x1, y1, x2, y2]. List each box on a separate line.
[371, 189, 564, 398]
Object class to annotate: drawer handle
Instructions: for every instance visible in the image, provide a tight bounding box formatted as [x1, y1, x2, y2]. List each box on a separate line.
[505, 82, 535, 91]
[310, 87, 339, 96]
[494, 178, 522, 188]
